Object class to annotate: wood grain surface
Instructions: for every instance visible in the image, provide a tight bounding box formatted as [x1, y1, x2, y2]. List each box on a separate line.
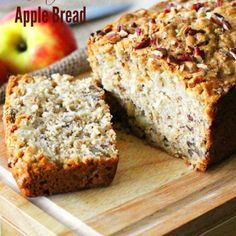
[0, 100, 236, 235]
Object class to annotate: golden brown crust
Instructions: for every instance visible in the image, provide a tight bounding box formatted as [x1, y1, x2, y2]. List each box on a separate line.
[11, 156, 118, 197]
[205, 85, 236, 167]
[88, 0, 236, 106]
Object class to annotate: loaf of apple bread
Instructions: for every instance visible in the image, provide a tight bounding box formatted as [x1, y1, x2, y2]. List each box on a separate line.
[3, 74, 118, 197]
[88, 0, 236, 171]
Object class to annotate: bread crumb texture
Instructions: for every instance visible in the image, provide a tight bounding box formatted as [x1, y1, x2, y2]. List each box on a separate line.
[4, 74, 118, 166]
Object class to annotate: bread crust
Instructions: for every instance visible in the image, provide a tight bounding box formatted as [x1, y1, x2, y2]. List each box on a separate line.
[206, 85, 236, 165]
[10, 155, 118, 197]
[3, 74, 119, 197]
[88, 0, 236, 105]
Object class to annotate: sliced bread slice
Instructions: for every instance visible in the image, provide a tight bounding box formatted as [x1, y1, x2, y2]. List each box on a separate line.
[3, 74, 118, 197]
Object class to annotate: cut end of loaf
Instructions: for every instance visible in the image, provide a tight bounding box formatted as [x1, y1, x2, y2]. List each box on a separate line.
[103, 70, 211, 171]
[3, 74, 119, 196]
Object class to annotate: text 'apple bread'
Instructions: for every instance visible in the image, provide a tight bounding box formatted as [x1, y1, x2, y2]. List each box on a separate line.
[3, 74, 118, 197]
[88, 0, 236, 171]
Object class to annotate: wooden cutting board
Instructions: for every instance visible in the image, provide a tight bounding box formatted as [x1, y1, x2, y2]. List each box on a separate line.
[0, 101, 236, 235]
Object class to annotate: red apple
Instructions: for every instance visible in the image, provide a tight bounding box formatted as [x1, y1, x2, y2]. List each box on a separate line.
[0, 60, 10, 85]
[0, 8, 77, 74]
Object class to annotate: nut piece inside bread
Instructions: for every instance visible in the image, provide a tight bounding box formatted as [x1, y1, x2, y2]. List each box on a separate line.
[3, 74, 118, 197]
[87, 0, 236, 171]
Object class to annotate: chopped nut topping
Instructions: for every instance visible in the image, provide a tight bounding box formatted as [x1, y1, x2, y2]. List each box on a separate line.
[211, 13, 232, 30]
[104, 25, 113, 34]
[117, 25, 125, 32]
[107, 33, 121, 43]
[194, 47, 205, 60]
[197, 63, 208, 70]
[135, 28, 142, 36]
[176, 53, 194, 62]
[231, 1, 236, 6]
[222, 19, 232, 30]
[197, 40, 209, 47]
[119, 30, 129, 38]
[168, 54, 194, 64]
[167, 55, 179, 64]
[96, 30, 105, 36]
[164, 3, 175, 13]
[185, 27, 197, 35]
[89, 0, 235, 82]
[210, 14, 223, 27]
[131, 22, 137, 28]
[185, 27, 205, 36]
[152, 48, 167, 59]
[149, 18, 156, 23]
[192, 2, 206, 11]
[216, 0, 223, 7]
[7, 161, 12, 168]
[229, 48, 236, 59]
[150, 37, 158, 46]
[134, 38, 151, 49]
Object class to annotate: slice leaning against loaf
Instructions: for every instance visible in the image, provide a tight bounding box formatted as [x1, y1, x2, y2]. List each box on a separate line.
[3, 74, 118, 197]
[87, 0, 236, 171]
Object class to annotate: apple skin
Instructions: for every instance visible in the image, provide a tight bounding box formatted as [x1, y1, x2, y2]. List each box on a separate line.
[0, 8, 77, 74]
[0, 60, 10, 85]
